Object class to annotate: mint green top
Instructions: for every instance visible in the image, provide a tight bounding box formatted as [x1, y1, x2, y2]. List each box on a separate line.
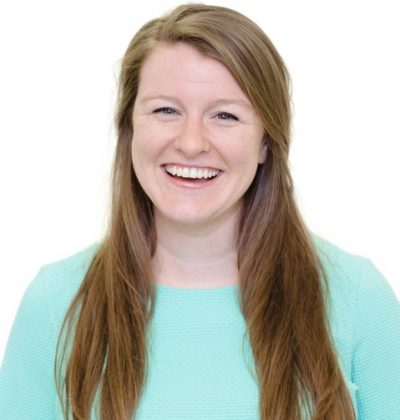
[0, 236, 399, 419]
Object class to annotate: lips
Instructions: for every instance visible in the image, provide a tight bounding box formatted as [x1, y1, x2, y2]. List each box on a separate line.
[162, 164, 223, 187]
[163, 164, 221, 180]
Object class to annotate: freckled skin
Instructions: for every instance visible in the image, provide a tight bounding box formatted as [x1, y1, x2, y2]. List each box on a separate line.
[131, 42, 267, 230]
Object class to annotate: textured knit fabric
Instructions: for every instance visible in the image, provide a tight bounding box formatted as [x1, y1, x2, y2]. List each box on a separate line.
[0, 236, 399, 419]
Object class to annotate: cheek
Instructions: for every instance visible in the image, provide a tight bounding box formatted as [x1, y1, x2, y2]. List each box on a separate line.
[130, 136, 142, 171]
[131, 120, 172, 160]
[228, 137, 264, 171]
[131, 129, 158, 166]
[131, 135, 152, 183]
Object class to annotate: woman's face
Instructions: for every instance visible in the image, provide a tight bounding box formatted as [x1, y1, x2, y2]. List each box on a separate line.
[131, 42, 266, 229]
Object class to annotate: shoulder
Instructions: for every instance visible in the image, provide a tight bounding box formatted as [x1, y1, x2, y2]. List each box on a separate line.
[312, 234, 368, 280]
[311, 234, 400, 372]
[35, 242, 100, 290]
[311, 234, 388, 302]
[0, 245, 100, 418]
[21, 243, 100, 336]
[311, 234, 398, 312]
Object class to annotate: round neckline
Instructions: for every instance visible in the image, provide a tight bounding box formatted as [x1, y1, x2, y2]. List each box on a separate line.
[155, 282, 239, 292]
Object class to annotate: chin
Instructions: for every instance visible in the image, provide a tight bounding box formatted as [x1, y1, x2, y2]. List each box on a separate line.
[169, 213, 214, 226]
[155, 206, 215, 225]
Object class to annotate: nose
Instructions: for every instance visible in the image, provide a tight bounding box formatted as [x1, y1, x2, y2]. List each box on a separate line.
[174, 115, 211, 157]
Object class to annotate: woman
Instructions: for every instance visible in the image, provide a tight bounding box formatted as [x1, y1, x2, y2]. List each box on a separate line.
[0, 3, 399, 419]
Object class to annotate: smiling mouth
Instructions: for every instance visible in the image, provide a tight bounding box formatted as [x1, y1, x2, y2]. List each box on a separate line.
[163, 164, 221, 181]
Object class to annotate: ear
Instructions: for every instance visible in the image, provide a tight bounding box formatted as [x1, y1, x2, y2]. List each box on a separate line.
[258, 141, 268, 164]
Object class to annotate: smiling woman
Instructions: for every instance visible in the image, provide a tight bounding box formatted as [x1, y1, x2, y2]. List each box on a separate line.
[131, 42, 266, 236]
[0, 3, 399, 420]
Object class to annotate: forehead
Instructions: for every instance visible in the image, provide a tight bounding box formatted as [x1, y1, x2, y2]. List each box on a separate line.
[137, 42, 249, 102]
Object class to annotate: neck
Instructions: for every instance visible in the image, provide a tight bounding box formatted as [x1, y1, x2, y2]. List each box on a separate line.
[151, 210, 240, 288]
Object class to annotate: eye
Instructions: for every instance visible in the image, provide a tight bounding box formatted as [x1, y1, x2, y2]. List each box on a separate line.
[216, 112, 239, 121]
[153, 107, 177, 115]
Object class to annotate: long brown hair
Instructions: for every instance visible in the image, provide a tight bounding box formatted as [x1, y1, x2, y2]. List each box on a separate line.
[55, 4, 355, 419]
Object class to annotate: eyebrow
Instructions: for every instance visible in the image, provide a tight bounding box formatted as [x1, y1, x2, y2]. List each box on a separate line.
[139, 95, 253, 110]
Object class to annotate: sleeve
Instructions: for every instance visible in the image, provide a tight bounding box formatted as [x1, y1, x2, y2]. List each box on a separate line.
[0, 269, 57, 419]
[351, 259, 400, 419]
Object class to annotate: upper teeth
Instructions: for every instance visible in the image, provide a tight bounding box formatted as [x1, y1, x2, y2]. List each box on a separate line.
[164, 165, 220, 179]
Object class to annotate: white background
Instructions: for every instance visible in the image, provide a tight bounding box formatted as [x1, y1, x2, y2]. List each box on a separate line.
[1, 0, 399, 362]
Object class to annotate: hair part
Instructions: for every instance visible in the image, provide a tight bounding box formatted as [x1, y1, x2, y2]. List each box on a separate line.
[56, 4, 355, 419]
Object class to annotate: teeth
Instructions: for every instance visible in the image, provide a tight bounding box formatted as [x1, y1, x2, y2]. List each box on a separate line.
[165, 165, 220, 179]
